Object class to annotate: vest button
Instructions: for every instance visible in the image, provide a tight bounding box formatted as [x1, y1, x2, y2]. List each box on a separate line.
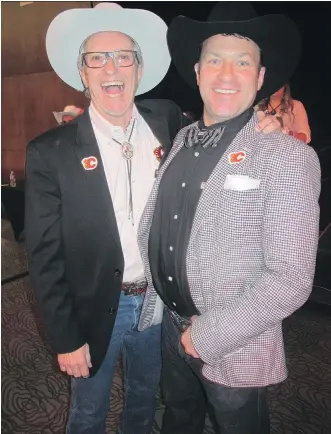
[114, 269, 122, 276]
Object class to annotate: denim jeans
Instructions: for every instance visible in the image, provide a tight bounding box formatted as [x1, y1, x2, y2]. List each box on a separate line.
[66, 292, 162, 434]
[160, 309, 270, 434]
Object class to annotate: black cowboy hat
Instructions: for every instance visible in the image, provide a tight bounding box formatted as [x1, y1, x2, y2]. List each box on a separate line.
[167, 2, 302, 102]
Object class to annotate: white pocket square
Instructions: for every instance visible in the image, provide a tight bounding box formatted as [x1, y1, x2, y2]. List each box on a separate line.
[223, 174, 260, 191]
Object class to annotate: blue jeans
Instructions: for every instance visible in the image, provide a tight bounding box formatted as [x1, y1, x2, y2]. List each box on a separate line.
[66, 292, 162, 434]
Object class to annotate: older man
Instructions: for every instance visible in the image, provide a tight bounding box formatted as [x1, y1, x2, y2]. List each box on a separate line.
[25, 3, 281, 434]
[25, 4, 183, 434]
[138, 3, 321, 434]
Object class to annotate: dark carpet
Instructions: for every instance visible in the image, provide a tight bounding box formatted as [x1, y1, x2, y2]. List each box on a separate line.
[2, 220, 331, 434]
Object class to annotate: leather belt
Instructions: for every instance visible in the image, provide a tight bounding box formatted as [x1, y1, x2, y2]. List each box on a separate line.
[122, 279, 147, 296]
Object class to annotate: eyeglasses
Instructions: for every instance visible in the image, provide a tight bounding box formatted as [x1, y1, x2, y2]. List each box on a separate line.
[82, 50, 139, 69]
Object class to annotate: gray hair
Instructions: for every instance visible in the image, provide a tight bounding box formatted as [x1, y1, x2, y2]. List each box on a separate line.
[77, 32, 144, 98]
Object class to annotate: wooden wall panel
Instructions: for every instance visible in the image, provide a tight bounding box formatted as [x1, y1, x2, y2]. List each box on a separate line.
[1, 72, 88, 180]
[1, 1, 90, 77]
[1, 151, 26, 181]
[1, 1, 91, 181]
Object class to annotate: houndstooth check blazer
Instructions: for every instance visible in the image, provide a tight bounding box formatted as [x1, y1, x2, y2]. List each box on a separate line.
[137, 113, 321, 387]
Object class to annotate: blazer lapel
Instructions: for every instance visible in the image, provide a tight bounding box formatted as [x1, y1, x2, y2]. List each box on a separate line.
[189, 115, 260, 244]
[74, 111, 122, 251]
[137, 104, 172, 166]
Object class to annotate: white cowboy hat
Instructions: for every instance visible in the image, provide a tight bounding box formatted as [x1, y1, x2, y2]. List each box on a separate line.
[46, 2, 170, 96]
[53, 105, 84, 124]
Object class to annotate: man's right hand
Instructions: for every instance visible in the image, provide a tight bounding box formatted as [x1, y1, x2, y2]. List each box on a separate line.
[58, 343, 92, 378]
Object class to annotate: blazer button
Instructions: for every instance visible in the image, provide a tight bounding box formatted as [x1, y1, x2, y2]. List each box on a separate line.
[108, 307, 117, 315]
[114, 269, 122, 276]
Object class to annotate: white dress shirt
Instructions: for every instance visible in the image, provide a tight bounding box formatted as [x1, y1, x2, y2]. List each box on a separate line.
[89, 103, 161, 282]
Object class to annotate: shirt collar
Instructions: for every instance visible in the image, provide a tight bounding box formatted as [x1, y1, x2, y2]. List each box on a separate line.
[89, 103, 139, 140]
[198, 107, 254, 132]
[184, 107, 254, 149]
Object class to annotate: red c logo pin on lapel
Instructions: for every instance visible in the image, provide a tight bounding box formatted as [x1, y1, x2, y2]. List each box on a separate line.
[82, 156, 98, 170]
[229, 151, 246, 164]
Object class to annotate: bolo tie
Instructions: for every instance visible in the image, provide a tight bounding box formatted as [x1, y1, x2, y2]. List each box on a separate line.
[112, 119, 136, 225]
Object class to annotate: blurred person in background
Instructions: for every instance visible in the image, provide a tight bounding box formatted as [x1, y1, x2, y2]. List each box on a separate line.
[256, 84, 311, 143]
[53, 105, 84, 125]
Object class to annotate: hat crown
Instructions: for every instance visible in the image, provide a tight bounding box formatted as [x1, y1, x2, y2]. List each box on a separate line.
[207, 1, 258, 22]
[46, 4, 171, 95]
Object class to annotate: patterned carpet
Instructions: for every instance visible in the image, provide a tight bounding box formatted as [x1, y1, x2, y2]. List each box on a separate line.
[2, 219, 331, 434]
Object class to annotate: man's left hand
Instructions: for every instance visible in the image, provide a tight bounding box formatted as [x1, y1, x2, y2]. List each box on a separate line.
[255, 111, 281, 133]
[180, 322, 200, 359]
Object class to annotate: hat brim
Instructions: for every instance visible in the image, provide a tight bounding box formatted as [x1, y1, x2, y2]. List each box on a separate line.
[167, 14, 302, 102]
[46, 7, 171, 96]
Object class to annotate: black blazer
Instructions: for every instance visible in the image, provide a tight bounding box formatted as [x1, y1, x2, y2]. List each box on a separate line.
[25, 99, 189, 376]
